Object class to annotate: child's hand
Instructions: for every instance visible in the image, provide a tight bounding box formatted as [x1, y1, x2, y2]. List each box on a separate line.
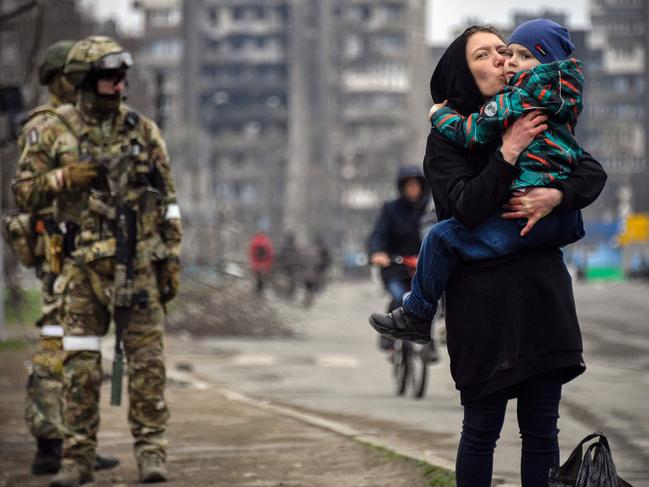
[428, 100, 448, 121]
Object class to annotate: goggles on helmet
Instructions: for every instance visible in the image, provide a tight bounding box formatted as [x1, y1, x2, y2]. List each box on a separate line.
[95, 51, 133, 71]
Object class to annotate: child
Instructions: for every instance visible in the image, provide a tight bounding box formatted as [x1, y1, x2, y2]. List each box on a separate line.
[369, 18, 586, 344]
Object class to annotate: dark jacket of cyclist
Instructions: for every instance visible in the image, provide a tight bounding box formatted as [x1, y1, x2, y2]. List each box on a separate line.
[367, 165, 429, 305]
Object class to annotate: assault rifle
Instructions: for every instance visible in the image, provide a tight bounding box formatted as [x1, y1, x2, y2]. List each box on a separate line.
[110, 203, 137, 406]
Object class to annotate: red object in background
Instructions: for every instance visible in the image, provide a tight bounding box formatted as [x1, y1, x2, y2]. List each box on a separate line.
[401, 255, 418, 271]
[249, 232, 274, 272]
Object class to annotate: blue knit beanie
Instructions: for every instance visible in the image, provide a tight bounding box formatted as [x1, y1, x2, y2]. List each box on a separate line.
[509, 18, 575, 62]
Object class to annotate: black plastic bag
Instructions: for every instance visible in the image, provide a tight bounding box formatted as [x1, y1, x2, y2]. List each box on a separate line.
[548, 432, 633, 486]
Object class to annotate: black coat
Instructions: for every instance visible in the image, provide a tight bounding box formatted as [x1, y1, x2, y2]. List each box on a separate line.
[425, 130, 607, 404]
[367, 196, 427, 283]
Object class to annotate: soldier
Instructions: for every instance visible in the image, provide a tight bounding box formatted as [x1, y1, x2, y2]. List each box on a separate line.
[5, 40, 118, 476]
[12, 36, 182, 486]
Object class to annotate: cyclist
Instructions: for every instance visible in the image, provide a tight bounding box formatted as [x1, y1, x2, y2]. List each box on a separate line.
[367, 165, 437, 360]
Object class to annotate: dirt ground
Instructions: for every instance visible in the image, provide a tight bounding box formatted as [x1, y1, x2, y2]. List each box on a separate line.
[0, 343, 441, 487]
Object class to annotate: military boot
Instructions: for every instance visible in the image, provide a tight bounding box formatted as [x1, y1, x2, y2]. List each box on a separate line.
[137, 452, 168, 483]
[95, 453, 120, 471]
[49, 461, 94, 487]
[32, 438, 62, 475]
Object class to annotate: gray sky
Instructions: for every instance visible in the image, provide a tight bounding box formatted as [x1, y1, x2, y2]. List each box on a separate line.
[428, 0, 590, 43]
[80, 0, 591, 44]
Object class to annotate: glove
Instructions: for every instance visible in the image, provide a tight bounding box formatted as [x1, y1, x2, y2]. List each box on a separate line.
[64, 162, 98, 188]
[45, 163, 98, 193]
[158, 258, 180, 304]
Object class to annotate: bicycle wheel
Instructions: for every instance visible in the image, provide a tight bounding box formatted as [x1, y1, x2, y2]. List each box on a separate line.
[410, 345, 429, 399]
[393, 340, 409, 396]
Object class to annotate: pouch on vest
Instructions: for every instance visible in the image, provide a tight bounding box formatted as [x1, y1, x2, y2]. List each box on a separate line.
[2, 210, 37, 267]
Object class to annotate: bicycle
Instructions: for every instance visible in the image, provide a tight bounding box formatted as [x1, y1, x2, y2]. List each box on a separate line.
[379, 255, 440, 400]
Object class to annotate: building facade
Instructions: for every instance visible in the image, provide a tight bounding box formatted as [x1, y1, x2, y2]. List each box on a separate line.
[179, 0, 428, 263]
[317, 0, 428, 256]
[182, 0, 290, 264]
[587, 0, 649, 215]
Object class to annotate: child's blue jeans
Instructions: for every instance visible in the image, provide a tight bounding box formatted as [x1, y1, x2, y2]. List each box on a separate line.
[403, 209, 584, 320]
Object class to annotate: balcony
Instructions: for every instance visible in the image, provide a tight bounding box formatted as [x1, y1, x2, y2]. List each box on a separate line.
[202, 46, 287, 65]
[199, 75, 287, 93]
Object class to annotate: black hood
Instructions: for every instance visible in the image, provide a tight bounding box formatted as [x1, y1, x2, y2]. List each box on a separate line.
[430, 28, 486, 116]
[396, 165, 428, 205]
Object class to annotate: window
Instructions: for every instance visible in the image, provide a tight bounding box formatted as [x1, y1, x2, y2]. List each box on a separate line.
[251, 6, 265, 19]
[149, 8, 181, 28]
[150, 39, 182, 57]
[209, 7, 219, 24]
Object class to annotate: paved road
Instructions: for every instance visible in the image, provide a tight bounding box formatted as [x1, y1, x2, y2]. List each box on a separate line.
[181, 278, 649, 486]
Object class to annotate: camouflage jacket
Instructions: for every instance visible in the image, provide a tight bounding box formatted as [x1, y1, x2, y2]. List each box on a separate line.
[431, 58, 584, 190]
[12, 102, 182, 267]
[5, 100, 61, 271]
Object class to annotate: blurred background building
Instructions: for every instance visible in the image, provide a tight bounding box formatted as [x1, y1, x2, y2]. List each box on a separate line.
[1, 0, 648, 282]
[586, 0, 649, 218]
[181, 0, 291, 267]
[175, 0, 428, 266]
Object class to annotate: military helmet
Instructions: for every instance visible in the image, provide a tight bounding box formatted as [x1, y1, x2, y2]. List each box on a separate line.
[64, 36, 133, 87]
[38, 40, 76, 85]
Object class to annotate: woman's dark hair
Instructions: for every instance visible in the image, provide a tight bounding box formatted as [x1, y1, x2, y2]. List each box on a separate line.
[463, 25, 505, 43]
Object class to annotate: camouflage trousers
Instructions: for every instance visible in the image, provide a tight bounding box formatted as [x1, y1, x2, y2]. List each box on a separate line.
[25, 271, 65, 440]
[57, 259, 169, 472]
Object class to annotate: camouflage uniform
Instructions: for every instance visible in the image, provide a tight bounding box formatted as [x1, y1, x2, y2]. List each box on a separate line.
[18, 103, 67, 442]
[10, 41, 77, 449]
[12, 36, 182, 482]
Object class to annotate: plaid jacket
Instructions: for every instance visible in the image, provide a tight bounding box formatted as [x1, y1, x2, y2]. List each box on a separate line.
[431, 58, 584, 190]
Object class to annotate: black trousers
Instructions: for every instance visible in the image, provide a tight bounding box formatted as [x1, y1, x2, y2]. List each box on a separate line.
[456, 371, 562, 487]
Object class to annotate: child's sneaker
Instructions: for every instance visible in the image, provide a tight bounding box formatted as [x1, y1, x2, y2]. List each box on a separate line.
[369, 307, 431, 344]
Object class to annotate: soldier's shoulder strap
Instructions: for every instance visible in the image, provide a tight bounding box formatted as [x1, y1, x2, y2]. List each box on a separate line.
[18, 104, 60, 151]
[119, 105, 162, 144]
[21, 104, 56, 126]
[125, 110, 140, 130]
[17, 104, 56, 135]
[118, 104, 141, 131]
[53, 103, 88, 140]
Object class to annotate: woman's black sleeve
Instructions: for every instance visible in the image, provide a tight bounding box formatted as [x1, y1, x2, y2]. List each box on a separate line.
[550, 151, 608, 212]
[424, 130, 517, 228]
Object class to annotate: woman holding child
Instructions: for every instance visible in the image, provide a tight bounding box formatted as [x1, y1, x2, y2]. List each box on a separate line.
[371, 20, 607, 486]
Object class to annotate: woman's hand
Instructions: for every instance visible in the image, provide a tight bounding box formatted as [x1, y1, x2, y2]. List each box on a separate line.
[502, 187, 564, 236]
[500, 110, 548, 165]
[428, 100, 448, 121]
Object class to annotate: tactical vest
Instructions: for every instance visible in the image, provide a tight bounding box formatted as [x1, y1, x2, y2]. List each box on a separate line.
[52, 104, 169, 268]
[2, 105, 58, 269]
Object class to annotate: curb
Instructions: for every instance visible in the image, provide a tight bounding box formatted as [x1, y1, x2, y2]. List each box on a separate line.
[106, 340, 515, 486]
[167, 368, 464, 479]
[220, 387, 456, 471]
[168, 368, 516, 486]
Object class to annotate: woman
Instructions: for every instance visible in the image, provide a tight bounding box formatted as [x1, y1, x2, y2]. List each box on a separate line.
[425, 26, 606, 486]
